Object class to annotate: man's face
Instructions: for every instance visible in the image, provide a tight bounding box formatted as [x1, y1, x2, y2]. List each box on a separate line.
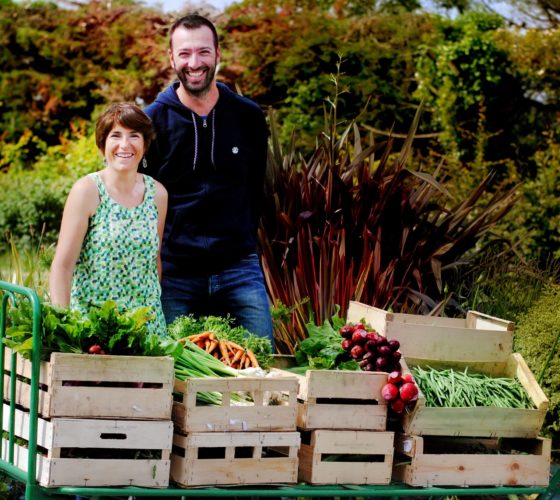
[169, 25, 220, 98]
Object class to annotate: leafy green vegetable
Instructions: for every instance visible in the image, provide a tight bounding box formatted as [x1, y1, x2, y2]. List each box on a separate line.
[295, 308, 359, 370]
[4, 299, 163, 359]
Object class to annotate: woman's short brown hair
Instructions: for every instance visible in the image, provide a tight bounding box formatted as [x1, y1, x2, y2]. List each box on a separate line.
[95, 102, 155, 152]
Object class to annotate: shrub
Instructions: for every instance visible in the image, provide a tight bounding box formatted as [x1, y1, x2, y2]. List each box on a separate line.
[514, 284, 560, 455]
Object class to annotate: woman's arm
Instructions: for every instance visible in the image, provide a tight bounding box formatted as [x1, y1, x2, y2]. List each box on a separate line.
[49, 176, 99, 306]
[154, 180, 168, 282]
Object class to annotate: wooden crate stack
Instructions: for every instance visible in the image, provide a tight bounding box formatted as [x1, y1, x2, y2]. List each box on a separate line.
[170, 375, 301, 487]
[291, 369, 394, 485]
[1, 351, 174, 488]
[347, 301, 552, 488]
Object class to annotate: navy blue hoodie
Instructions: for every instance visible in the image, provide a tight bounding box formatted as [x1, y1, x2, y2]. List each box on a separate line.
[144, 82, 268, 277]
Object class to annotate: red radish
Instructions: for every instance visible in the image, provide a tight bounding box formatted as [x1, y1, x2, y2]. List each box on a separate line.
[388, 339, 400, 351]
[376, 336, 389, 347]
[391, 351, 402, 362]
[381, 383, 399, 401]
[359, 358, 370, 368]
[362, 350, 374, 361]
[351, 329, 367, 345]
[364, 363, 375, 371]
[350, 344, 364, 359]
[353, 322, 365, 331]
[341, 339, 353, 351]
[366, 331, 377, 342]
[387, 370, 402, 385]
[340, 325, 354, 338]
[390, 398, 406, 414]
[365, 340, 377, 352]
[88, 344, 103, 355]
[399, 382, 419, 402]
[377, 345, 392, 357]
[401, 373, 415, 384]
[375, 356, 389, 371]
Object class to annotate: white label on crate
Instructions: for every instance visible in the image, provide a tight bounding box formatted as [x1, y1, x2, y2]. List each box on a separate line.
[229, 419, 248, 430]
[403, 439, 413, 453]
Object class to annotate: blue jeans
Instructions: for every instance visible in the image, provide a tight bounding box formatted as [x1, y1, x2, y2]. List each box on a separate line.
[161, 254, 274, 344]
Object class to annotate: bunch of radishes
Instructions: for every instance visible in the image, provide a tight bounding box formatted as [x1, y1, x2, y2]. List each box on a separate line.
[339, 322, 402, 373]
[381, 370, 419, 414]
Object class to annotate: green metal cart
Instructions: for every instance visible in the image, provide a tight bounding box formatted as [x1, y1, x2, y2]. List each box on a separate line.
[0, 281, 556, 500]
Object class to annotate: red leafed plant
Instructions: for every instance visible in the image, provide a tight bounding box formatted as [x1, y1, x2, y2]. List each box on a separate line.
[259, 71, 518, 354]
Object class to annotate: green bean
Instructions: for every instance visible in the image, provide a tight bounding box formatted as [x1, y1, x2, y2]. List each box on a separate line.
[411, 365, 534, 409]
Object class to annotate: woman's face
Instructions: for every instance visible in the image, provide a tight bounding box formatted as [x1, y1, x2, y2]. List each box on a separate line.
[104, 123, 145, 172]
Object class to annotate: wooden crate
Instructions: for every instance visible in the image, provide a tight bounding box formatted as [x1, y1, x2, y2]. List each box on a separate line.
[1, 404, 172, 487]
[347, 301, 549, 438]
[172, 376, 299, 433]
[399, 354, 548, 438]
[170, 431, 300, 486]
[298, 429, 394, 485]
[393, 433, 551, 487]
[347, 301, 514, 364]
[289, 369, 388, 431]
[3, 351, 174, 419]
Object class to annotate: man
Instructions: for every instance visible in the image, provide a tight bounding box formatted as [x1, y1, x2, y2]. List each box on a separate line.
[144, 14, 273, 343]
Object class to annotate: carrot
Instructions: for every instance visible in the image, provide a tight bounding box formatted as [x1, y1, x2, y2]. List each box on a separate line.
[218, 341, 230, 364]
[245, 349, 259, 368]
[225, 340, 245, 351]
[239, 351, 247, 368]
[206, 339, 219, 354]
[230, 348, 244, 365]
[188, 331, 212, 343]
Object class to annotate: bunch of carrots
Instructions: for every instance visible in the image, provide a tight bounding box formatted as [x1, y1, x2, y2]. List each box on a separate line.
[180, 331, 260, 369]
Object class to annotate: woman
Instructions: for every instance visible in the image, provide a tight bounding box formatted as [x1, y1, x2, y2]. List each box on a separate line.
[49, 102, 168, 335]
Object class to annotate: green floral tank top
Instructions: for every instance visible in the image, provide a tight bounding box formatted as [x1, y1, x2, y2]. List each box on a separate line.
[70, 172, 166, 335]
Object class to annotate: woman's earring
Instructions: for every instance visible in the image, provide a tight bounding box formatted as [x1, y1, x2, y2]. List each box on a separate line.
[103, 157, 107, 165]
[142, 157, 148, 169]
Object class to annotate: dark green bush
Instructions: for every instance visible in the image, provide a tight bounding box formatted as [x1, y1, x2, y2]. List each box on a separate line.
[514, 284, 560, 455]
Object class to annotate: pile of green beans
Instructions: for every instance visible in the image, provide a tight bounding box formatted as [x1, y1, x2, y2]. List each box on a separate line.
[411, 366, 534, 409]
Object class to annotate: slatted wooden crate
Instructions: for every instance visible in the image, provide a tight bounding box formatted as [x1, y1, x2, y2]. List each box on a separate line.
[2, 351, 174, 419]
[1, 404, 172, 487]
[298, 429, 394, 485]
[393, 433, 551, 487]
[347, 301, 548, 438]
[170, 431, 300, 486]
[290, 369, 388, 431]
[172, 375, 299, 433]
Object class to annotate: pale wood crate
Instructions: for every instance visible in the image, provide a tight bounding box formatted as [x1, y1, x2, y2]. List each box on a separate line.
[172, 375, 299, 433]
[298, 429, 394, 485]
[393, 433, 551, 487]
[347, 301, 548, 438]
[3, 350, 174, 419]
[347, 300, 514, 364]
[1, 404, 172, 487]
[171, 431, 300, 486]
[399, 354, 548, 438]
[282, 369, 388, 431]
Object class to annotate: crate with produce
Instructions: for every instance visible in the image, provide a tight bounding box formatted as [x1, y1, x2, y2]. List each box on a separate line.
[1, 299, 178, 487]
[274, 312, 418, 431]
[347, 301, 549, 438]
[392, 433, 551, 487]
[166, 315, 301, 486]
[2, 300, 175, 419]
[168, 315, 299, 433]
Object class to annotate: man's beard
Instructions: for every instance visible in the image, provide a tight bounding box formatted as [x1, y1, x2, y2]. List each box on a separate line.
[176, 64, 216, 98]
